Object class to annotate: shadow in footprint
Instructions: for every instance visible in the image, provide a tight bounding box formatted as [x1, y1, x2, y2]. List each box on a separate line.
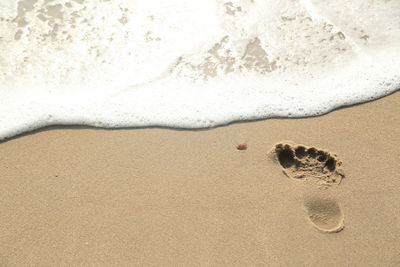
[304, 197, 344, 233]
[270, 142, 345, 186]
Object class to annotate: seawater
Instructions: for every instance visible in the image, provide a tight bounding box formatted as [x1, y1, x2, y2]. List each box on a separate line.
[0, 0, 399, 140]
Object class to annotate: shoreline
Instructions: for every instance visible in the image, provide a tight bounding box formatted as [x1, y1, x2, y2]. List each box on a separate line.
[2, 88, 399, 144]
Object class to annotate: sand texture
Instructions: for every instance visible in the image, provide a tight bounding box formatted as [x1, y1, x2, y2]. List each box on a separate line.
[0, 92, 399, 266]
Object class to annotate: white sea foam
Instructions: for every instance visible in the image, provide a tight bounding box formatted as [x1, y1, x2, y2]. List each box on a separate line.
[0, 0, 399, 140]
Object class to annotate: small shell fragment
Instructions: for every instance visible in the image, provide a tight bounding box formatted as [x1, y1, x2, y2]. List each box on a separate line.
[236, 142, 247, 150]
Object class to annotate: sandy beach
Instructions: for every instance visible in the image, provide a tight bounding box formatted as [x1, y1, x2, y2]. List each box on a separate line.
[0, 92, 399, 266]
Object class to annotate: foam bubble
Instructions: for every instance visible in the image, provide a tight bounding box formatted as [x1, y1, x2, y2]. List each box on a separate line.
[0, 0, 399, 140]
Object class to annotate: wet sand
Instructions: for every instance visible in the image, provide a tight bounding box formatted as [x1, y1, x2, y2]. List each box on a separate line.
[0, 92, 399, 266]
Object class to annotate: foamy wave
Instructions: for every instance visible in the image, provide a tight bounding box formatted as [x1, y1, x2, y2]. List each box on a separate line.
[0, 0, 399, 140]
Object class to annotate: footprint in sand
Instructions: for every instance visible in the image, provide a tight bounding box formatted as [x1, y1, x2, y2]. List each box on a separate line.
[270, 142, 345, 233]
[304, 197, 344, 233]
[271, 142, 345, 186]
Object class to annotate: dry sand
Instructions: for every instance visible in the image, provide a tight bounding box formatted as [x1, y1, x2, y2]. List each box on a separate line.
[1, 92, 399, 266]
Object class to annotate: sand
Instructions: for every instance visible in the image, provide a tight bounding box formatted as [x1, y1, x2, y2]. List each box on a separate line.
[0, 92, 399, 266]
